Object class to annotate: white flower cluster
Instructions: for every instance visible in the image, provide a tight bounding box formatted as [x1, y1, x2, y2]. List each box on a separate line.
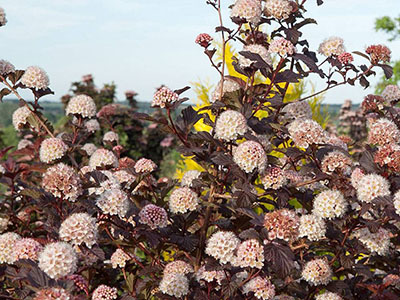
[381, 84, 400, 103]
[168, 187, 199, 214]
[318, 37, 345, 57]
[12, 106, 32, 131]
[264, 0, 292, 20]
[356, 173, 390, 203]
[164, 260, 193, 276]
[315, 292, 343, 300]
[234, 239, 264, 269]
[82, 143, 98, 156]
[239, 44, 272, 68]
[85, 119, 100, 133]
[0, 59, 15, 76]
[269, 38, 296, 57]
[103, 131, 119, 144]
[281, 101, 313, 121]
[110, 248, 131, 268]
[261, 167, 287, 190]
[367, 118, 400, 146]
[89, 170, 120, 195]
[134, 158, 157, 173]
[321, 151, 352, 175]
[288, 119, 326, 148]
[42, 163, 83, 202]
[214, 110, 247, 141]
[89, 148, 119, 169]
[151, 86, 179, 108]
[230, 0, 262, 25]
[243, 276, 276, 300]
[159, 261, 192, 298]
[298, 214, 326, 241]
[312, 189, 347, 219]
[114, 170, 136, 188]
[180, 170, 201, 187]
[0, 232, 21, 264]
[0, 7, 7, 26]
[96, 188, 129, 218]
[66, 94, 97, 118]
[195, 265, 226, 285]
[38, 242, 77, 279]
[394, 190, 400, 216]
[92, 285, 118, 300]
[233, 140, 267, 173]
[212, 77, 241, 102]
[353, 227, 391, 255]
[0, 216, 9, 233]
[21, 66, 50, 90]
[59, 212, 98, 248]
[301, 258, 332, 286]
[14, 238, 43, 261]
[205, 231, 240, 264]
[39, 138, 68, 164]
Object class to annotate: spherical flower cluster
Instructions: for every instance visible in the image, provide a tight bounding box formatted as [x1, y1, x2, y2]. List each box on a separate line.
[312, 189, 347, 219]
[82, 143, 97, 156]
[38, 242, 77, 279]
[103, 131, 119, 144]
[42, 163, 82, 202]
[356, 173, 390, 203]
[263, 209, 299, 242]
[14, 238, 43, 261]
[301, 258, 332, 286]
[394, 190, 400, 216]
[374, 143, 400, 172]
[12, 106, 32, 131]
[89, 170, 121, 195]
[17, 139, 33, 150]
[367, 118, 400, 146]
[318, 37, 345, 57]
[298, 214, 326, 241]
[33, 288, 71, 300]
[230, 0, 262, 25]
[151, 86, 179, 108]
[0, 7, 7, 26]
[169, 187, 198, 214]
[353, 228, 391, 255]
[321, 151, 352, 174]
[66, 94, 96, 118]
[382, 84, 400, 103]
[243, 276, 276, 300]
[288, 119, 326, 148]
[0, 232, 21, 264]
[85, 119, 101, 132]
[134, 158, 157, 173]
[195, 265, 226, 284]
[59, 213, 98, 248]
[39, 138, 68, 164]
[180, 170, 201, 187]
[214, 110, 247, 141]
[159, 273, 189, 298]
[0, 59, 15, 75]
[239, 44, 272, 68]
[315, 292, 343, 300]
[0, 216, 9, 233]
[351, 167, 365, 189]
[233, 140, 267, 173]
[261, 167, 287, 190]
[269, 38, 296, 57]
[366, 44, 391, 64]
[89, 148, 119, 169]
[110, 249, 130, 268]
[234, 239, 264, 269]
[92, 285, 118, 300]
[113, 170, 136, 188]
[164, 260, 194, 276]
[264, 0, 292, 20]
[338, 52, 354, 65]
[281, 101, 312, 121]
[139, 204, 168, 229]
[211, 77, 241, 102]
[96, 188, 129, 218]
[205, 231, 240, 264]
[195, 33, 213, 47]
[21, 66, 50, 90]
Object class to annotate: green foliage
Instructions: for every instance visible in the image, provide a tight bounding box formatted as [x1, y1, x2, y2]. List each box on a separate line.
[375, 16, 400, 41]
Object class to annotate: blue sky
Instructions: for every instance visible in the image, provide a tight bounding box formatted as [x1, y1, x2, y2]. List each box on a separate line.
[1, 0, 400, 104]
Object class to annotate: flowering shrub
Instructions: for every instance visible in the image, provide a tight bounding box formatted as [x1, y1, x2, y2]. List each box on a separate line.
[0, 1, 400, 300]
